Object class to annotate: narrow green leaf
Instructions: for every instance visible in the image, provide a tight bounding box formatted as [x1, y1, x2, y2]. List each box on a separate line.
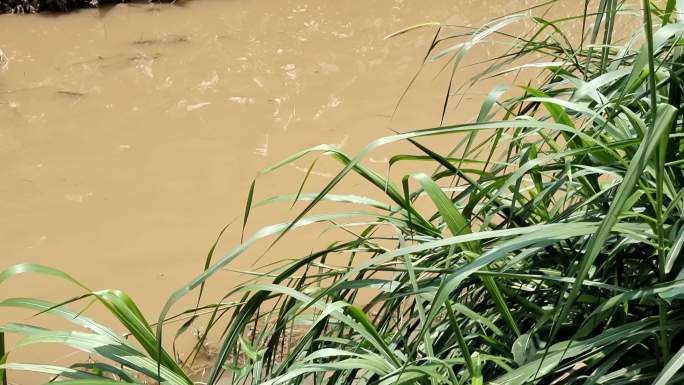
[665, 225, 684, 274]
[554, 104, 677, 344]
[652, 344, 684, 385]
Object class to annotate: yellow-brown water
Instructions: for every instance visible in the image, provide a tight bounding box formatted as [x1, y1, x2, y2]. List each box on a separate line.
[0, 0, 542, 382]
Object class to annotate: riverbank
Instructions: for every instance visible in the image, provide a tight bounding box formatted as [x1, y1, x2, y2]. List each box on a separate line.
[0, 0, 173, 13]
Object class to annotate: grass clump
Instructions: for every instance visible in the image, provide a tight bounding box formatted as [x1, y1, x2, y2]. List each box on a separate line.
[2, 0, 684, 384]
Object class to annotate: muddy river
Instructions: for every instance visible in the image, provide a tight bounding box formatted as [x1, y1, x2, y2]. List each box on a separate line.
[0, 0, 541, 381]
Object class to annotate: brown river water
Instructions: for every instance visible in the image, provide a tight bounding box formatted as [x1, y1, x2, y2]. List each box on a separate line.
[0, 0, 545, 382]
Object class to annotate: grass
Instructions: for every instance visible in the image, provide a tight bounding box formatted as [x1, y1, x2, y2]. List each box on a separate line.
[2, 0, 684, 384]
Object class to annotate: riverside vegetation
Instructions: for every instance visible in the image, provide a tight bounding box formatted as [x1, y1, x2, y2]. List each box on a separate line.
[0, 0, 178, 13]
[1, 0, 684, 384]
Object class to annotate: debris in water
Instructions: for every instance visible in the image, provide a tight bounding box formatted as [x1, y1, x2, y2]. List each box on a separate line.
[58, 90, 85, 97]
[158, 76, 173, 90]
[64, 192, 93, 203]
[313, 95, 342, 120]
[228, 96, 255, 105]
[27, 235, 47, 249]
[271, 97, 283, 116]
[282, 105, 296, 131]
[292, 164, 332, 178]
[369, 157, 389, 164]
[136, 59, 155, 78]
[304, 20, 320, 32]
[334, 134, 349, 149]
[186, 102, 212, 111]
[254, 134, 269, 157]
[252, 77, 265, 88]
[332, 23, 354, 38]
[197, 71, 220, 92]
[0, 48, 8, 72]
[132, 34, 189, 45]
[319, 62, 339, 75]
[270, 97, 297, 131]
[128, 52, 161, 62]
[282, 64, 297, 80]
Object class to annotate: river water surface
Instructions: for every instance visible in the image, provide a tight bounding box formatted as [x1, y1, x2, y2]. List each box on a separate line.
[0, 0, 538, 381]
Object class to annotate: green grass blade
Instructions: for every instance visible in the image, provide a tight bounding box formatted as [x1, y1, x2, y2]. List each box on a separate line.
[552, 104, 677, 342]
[652, 344, 684, 385]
